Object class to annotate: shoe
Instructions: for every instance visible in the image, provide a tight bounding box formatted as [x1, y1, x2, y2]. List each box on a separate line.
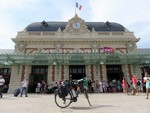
[146, 97, 148, 99]
[25, 95, 28, 97]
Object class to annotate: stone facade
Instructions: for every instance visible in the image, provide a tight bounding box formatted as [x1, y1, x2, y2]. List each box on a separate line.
[7, 15, 142, 93]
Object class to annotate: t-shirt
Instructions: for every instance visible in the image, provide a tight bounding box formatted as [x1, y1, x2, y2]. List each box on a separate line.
[122, 79, 127, 87]
[83, 80, 88, 87]
[0, 78, 5, 86]
[22, 79, 28, 87]
[132, 76, 137, 85]
[144, 77, 150, 83]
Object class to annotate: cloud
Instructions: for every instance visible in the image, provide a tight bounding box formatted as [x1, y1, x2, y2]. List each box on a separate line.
[0, 0, 150, 49]
[89, 0, 150, 48]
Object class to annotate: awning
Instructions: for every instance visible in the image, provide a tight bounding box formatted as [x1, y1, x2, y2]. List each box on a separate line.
[0, 52, 150, 66]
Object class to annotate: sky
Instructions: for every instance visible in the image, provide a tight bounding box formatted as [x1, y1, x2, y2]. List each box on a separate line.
[0, 0, 150, 49]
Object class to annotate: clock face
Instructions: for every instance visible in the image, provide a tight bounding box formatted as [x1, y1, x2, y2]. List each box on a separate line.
[72, 22, 81, 29]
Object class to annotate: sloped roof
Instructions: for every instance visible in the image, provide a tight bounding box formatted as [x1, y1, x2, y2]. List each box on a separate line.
[25, 21, 125, 32]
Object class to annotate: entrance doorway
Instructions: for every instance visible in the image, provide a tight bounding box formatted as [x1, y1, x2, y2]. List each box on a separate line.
[106, 65, 123, 82]
[28, 65, 48, 93]
[69, 65, 86, 80]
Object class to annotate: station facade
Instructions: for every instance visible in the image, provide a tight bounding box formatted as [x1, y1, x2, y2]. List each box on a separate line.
[0, 15, 150, 93]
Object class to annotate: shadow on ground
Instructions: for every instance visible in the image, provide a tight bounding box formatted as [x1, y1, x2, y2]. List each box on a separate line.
[70, 105, 115, 110]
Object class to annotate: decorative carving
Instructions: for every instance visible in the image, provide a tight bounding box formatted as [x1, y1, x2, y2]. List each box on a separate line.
[54, 41, 63, 49]
[92, 27, 96, 32]
[91, 41, 100, 53]
[126, 39, 135, 51]
[54, 41, 63, 53]
[17, 41, 27, 52]
[57, 27, 62, 32]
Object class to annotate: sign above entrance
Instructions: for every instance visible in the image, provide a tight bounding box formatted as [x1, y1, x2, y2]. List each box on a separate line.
[40, 48, 100, 54]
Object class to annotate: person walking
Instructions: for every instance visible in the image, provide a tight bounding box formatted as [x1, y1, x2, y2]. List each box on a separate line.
[122, 77, 129, 95]
[0, 75, 5, 98]
[131, 75, 137, 95]
[40, 80, 47, 94]
[143, 72, 150, 99]
[20, 77, 28, 97]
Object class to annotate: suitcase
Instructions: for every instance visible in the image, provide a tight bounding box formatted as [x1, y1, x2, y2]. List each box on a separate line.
[13, 88, 20, 97]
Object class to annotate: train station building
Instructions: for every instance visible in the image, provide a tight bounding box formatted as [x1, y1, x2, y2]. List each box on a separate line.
[0, 14, 150, 93]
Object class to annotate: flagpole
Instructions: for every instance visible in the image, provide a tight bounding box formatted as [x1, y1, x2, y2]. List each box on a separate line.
[75, 0, 77, 15]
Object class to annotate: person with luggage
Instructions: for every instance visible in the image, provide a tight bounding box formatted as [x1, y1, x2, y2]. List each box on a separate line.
[0, 75, 5, 98]
[20, 77, 28, 97]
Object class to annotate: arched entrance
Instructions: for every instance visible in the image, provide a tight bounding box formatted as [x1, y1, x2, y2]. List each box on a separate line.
[106, 65, 123, 82]
[28, 65, 48, 93]
[69, 65, 86, 80]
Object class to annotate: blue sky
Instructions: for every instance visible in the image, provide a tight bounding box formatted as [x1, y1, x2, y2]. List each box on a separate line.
[0, 0, 150, 49]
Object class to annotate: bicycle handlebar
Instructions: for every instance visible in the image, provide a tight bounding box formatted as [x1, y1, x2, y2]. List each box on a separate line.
[62, 77, 87, 87]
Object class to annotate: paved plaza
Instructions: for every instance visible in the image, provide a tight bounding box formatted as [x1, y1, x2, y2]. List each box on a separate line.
[0, 93, 150, 113]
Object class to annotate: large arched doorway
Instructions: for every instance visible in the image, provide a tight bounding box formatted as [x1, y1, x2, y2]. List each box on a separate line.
[28, 65, 48, 93]
[69, 65, 86, 80]
[106, 65, 123, 82]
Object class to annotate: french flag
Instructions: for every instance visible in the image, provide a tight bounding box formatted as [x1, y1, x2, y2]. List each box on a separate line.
[76, 2, 82, 11]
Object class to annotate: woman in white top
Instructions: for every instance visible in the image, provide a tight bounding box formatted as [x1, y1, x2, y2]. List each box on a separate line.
[0, 75, 5, 98]
[143, 72, 150, 99]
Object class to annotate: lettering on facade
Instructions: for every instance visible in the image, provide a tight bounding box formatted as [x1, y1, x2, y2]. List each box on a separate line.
[40, 48, 100, 54]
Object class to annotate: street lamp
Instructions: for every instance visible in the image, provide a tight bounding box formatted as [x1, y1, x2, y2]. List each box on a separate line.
[100, 61, 104, 65]
[53, 61, 57, 66]
[4, 60, 12, 66]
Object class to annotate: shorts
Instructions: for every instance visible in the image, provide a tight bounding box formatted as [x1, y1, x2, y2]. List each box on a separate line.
[146, 83, 150, 89]
[132, 84, 137, 89]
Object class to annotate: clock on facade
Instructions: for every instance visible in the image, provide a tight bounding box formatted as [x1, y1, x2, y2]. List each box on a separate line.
[72, 22, 81, 29]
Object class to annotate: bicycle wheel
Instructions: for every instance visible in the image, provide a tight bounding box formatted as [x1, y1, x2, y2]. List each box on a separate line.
[54, 91, 72, 108]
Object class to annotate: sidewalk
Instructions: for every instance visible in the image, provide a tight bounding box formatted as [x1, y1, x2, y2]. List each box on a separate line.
[0, 93, 150, 113]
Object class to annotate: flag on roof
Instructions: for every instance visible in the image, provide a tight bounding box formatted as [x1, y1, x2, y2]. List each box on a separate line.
[76, 2, 82, 11]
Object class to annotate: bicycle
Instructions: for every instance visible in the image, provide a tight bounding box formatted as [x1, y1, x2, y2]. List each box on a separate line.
[54, 78, 92, 108]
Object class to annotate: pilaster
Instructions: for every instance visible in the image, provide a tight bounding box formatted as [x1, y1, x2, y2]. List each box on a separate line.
[8, 65, 22, 93]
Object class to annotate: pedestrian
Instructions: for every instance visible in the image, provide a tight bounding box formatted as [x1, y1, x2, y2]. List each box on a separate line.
[95, 80, 99, 93]
[40, 80, 47, 94]
[0, 75, 5, 98]
[131, 75, 137, 95]
[102, 81, 107, 93]
[20, 77, 28, 97]
[122, 77, 129, 95]
[35, 82, 41, 93]
[83, 78, 88, 91]
[143, 72, 150, 99]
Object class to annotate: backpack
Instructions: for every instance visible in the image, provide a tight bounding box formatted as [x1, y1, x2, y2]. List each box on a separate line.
[137, 81, 140, 86]
[58, 86, 68, 98]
